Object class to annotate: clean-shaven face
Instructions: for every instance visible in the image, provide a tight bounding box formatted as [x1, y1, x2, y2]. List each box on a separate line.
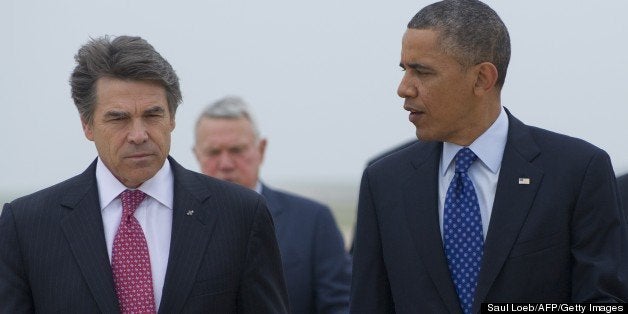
[194, 117, 265, 190]
[398, 28, 483, 145]
[82, 77, 175, 188]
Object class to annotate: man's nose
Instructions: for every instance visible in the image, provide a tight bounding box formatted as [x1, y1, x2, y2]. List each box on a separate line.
[217, 152, 235, 169]
[128, 120, 149, 144]
[397, 73, 417, 99]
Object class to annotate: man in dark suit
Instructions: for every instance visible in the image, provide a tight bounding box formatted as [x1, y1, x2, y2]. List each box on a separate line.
[0, 36, 289, 313]
[350, 1, 628, 313]
[193, 96, 351, 313]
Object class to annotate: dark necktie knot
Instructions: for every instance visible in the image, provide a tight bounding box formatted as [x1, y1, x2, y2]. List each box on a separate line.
[454, 147, 477, 174]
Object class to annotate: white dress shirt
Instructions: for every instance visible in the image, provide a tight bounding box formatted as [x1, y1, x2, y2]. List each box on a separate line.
[96, 158, 173, 310]
[438, 107, 509, 239]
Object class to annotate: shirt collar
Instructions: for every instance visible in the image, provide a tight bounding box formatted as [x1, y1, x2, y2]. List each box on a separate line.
[96, 158, 174, 210]
[254, 181, 262, 194]
[441, 106, 509, 176]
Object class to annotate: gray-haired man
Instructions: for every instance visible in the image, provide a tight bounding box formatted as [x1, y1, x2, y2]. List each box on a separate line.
[194, 96, 351, 314]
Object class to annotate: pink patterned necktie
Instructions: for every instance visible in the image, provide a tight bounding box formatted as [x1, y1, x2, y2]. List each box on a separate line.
[112, 189, 157, 314]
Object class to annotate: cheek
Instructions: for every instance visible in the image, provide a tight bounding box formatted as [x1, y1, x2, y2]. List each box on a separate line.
[245, 153, 262, 167]
[155, 127, 172, 147]
[416, 81, 433, 102]
[95, 125, 128, 150]
[422, 84, 453, 113]
[94, 132, 117, 155]
[201, 159, 218, 174]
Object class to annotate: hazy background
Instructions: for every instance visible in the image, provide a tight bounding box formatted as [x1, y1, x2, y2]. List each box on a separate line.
[2, 1, 628, 241]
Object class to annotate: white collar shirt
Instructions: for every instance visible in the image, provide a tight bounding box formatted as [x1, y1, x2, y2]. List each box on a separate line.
[438, 106, 509, 240]
[96, 157, 173, 310]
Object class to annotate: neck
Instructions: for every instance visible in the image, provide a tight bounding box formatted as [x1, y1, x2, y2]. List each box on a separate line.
[450, 101, 501, 146]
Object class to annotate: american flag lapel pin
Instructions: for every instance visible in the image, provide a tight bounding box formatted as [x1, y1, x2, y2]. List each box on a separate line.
[518, 178, 530, 185]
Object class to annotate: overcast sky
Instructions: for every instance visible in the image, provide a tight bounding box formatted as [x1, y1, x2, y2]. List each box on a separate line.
[2, 0, 627, 197]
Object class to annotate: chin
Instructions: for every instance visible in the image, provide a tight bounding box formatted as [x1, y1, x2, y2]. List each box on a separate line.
[221, 178, 239, 185]
[129, 169, 160, 186]
[416, 131, 438, 143]
[415, 129, 427, 141]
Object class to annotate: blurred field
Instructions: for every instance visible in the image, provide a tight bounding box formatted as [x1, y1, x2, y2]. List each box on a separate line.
[1, 180, 360, 249]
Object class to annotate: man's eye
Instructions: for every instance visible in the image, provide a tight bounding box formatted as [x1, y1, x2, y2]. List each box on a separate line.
[414, 69, 432, 76]
[146, 113, 163, 119]
[230, 147, 243, 155]
[106, 116, 125, 122]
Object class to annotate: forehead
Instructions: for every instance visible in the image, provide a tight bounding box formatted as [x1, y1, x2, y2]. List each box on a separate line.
[401, 29, 443, 60]
[95, 77, 167, 109]
[401, 28, 464, 70]
[197, 117, 256, 143]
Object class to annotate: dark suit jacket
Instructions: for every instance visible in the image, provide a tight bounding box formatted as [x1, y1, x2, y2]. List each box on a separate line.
[0, 157, 289, 313]
[368, 140, 418, 166]
[350, 139, 417, 255]
[262, 185, 351, 314]
[351, 111, 628, 313]
[617, 173, 628, 219]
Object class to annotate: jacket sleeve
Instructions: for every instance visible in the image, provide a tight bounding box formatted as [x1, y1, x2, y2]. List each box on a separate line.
[571, 150, 628, 302]
[238, 196, 290, 313]
[312, 204, 351, 313]
[350, 169, 395, 313]
[0, 203, 35, 313]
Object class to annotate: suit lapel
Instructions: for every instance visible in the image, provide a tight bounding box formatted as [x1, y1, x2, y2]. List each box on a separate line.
[261, 185, 286, 240]
[60, 160, 119, 313]
[473, 114, 543, 310]
[403, 142, 462, 313]
[158, 158, 217, 313]
[261, 185, 285, 221]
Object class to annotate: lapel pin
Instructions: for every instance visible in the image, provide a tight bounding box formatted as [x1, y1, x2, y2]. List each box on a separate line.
[186, 210, 195, 216]
[518, 178, 530, 185]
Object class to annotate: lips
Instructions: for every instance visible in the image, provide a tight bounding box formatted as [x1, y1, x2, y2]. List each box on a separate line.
[125, 153, 155, 161]
[403, 103, 422, 113]
[404, 105, 424, 124]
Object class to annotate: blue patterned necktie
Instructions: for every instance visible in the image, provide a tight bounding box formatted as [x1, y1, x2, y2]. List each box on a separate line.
[443, 147, 484, 314]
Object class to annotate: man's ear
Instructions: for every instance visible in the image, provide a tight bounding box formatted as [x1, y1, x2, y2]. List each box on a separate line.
[258, 138, 267, 162]
[192, 145, 200, 160]
[170, 116, 176, 132]
[473, 62, 499, 96]
[81, 117, 94, 141]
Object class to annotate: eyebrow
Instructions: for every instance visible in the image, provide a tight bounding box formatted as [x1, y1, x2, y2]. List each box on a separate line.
[103, 110, 129, 120]
[144, 106, 166, 115]
[400, 62, 433, 72]
[102, 106, 166, 120]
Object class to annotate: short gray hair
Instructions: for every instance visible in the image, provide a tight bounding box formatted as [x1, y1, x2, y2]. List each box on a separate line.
[196, 96, 261, 139]
[70, 35, 182, 124]
[408, 0, 511, 88]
